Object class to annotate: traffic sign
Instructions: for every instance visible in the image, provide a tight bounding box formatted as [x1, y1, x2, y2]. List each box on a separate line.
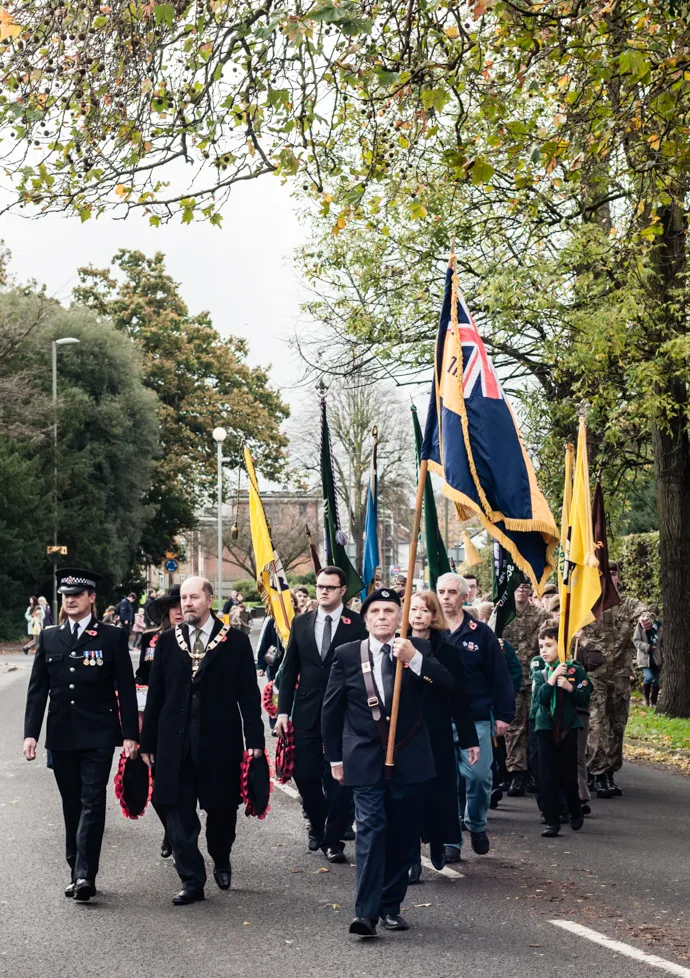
[47, 546, 68, 555]
[164, 558, 179, 573]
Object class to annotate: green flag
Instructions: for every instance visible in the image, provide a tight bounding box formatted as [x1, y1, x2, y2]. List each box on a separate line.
[492, 541, 525, 638]
[412, 405, 451, 591]
[320, 397, 364, 602]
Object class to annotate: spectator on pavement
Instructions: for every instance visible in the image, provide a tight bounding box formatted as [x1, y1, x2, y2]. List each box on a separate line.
[132, 608, 146, 649]
[634, 607, 663, 707]
[38, 596, 53, 627]
[22, 596, 43, 655]
[115, 592, 136, 641]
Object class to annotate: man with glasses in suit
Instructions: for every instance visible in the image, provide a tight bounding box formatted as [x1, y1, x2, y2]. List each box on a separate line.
[275, 566, 367, 863]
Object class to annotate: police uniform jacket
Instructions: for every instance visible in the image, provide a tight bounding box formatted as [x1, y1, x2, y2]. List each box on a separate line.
[24, 617, 139, 751]
[140, 616, 265, 810]
[321, 636, 453, 786]
[277, 608, 367, 729]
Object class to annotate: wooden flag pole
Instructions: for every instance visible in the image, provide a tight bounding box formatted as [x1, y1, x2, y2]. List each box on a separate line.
[385, 458, 428, 775]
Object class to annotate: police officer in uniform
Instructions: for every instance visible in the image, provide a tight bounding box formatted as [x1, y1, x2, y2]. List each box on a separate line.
[322, 587, 453, 937]
[23, 568, 139, 901]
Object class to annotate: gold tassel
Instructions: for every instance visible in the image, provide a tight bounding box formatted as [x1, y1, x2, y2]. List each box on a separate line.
[462, 529, 482, 566]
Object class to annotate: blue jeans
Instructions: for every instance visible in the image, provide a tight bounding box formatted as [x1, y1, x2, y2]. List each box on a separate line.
[447, 719, 493, 846]
[643, 665, 660, 686]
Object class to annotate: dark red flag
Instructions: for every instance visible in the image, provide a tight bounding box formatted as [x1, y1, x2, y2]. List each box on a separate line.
[591, 482, 621, 618]
[305, 524, 322, 577]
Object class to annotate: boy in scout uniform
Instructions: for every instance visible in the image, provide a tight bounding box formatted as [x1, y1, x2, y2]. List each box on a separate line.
[23, 568, 139, 901]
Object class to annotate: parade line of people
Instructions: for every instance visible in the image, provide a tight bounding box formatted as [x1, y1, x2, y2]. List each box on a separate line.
[22, 564, 654, 936]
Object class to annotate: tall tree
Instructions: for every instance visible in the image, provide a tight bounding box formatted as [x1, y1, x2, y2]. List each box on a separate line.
[0, 292, 159, 634]
[73, 249, 290, 563]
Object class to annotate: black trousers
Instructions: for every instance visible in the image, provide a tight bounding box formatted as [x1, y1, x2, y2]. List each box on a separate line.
[164, 753, 238, 891]
[352, 780, 425, 920]
[293, 724, 352, 850]
[51, 747, 114, 883]
[536, 729, 581, 826]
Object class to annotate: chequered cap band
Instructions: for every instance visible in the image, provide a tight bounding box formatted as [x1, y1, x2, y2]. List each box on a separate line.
[61, 576, 96, 588]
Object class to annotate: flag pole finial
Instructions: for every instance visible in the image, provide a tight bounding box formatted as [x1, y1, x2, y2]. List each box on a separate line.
[577, 400, 588, 420]
[316, 378, 328, 403]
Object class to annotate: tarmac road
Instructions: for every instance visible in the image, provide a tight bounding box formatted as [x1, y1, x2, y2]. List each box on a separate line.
[1, 651, 688, 978]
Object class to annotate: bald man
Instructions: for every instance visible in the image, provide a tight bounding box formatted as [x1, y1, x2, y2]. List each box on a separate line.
[141, 577, 264, 906]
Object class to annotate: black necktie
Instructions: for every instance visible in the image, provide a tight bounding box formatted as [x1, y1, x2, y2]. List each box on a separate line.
[71, 622, 80, 648]
[321, 615, 332, 660]
[381, 643, 394, 708]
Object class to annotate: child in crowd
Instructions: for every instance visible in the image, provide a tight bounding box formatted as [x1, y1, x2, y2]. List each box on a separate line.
[530, 623, 591, 837]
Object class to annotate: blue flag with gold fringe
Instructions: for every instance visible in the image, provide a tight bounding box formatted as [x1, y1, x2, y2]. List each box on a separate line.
[421, 259, 558, 593]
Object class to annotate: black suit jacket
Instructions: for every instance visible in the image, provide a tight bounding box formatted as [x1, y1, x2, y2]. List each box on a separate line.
[24, 616, 138, 751]
[277, 608, 367, 729]
[321, 637, 453, 786]
[140, 616, 264, 809]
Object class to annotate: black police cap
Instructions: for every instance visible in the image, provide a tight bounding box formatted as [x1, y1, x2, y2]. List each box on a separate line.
[56, 567, 103, 595]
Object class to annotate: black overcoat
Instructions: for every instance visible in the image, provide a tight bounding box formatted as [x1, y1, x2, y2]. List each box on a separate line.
[422, 630, 479, 844]
[277, 608, 367, 729]
[140, 616, 264, 810]
[24, 616, 138, 750]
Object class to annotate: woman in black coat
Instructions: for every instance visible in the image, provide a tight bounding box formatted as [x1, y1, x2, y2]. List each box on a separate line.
[134, 586, 184, 858]
[408, 591, 479, 882]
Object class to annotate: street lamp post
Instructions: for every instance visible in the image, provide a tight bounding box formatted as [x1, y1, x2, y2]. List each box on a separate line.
[52, 337, 80, 622]
[212, 427, 227, 613]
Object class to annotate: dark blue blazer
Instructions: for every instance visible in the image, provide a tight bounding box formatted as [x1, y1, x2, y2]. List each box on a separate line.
[321, 637, 453, 786]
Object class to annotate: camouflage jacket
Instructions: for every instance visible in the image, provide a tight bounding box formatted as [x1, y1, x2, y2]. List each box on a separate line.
[502, 603, 553, 689]
[581, 596, 647, 678]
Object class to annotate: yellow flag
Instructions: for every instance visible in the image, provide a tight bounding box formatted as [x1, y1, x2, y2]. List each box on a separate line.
[558, 419, 601, 662]
[462, 529, 482, 567]
[558, 443, 575, 595]
[244, 447, 294, 646]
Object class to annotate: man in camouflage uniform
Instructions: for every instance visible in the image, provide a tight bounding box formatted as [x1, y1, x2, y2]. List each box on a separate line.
[502, 581, 552, 796]
[582, 563, 648, 798]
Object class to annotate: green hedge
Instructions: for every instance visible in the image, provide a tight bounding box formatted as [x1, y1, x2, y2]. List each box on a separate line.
[614, 532, 662, 611]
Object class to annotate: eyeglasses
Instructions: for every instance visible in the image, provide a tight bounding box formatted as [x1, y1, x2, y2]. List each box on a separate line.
[316, 584, 342, 593]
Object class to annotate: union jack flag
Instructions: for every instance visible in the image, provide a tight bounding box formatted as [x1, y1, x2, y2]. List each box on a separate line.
[454, 292, 504, 401]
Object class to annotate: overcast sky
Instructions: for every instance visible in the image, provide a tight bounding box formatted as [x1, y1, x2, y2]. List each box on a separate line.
[2, 176, 314, 411]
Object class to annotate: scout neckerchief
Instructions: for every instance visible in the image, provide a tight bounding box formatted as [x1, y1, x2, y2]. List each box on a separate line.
[175, 621, 230, 676]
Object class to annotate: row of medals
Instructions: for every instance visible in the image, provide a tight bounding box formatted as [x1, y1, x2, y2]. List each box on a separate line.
[79, 651, 103, 666]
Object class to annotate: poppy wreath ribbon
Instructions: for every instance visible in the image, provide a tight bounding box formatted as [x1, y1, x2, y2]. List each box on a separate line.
[239, 749, 272, 820]
[113, 750, 152, 819]
[262, 680, 278, 718]
[275, 719, 295, 784]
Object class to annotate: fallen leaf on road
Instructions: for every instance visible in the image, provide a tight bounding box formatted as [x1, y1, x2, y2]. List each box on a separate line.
[316, 867, 329, 873]
[413, 903, 432, 907]
[285, 940, 294, 945]
[529, 944, 541, 948]
[243, 921, 249, 925]
[290, 869, 304, 873]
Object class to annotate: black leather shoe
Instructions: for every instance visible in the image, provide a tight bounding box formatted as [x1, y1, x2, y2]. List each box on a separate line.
[595, 773, 612, 798]
[349, 916, 377, 936]
[559, 808, 570, 824]
[161, 833, 172, 859]
[213, 866, 232, 889]
[570, 815, 584, 831]
[74, 879, 96, 902]
[64, 882, 76, 898]
[323, 847, 347, 864]
[607, 771, 622, 796]
[381, 914, 409, 931]
[443, 845, 462, 864]
[581, 802, 591, 816]
[429, 841, 446, 871]
[172, 887, 205, 906]
[342, 827, 356, 841]
[470, 830, 490, 855]
[507, 772, 525, 796]
[489, 788, 503, 809]
[541, 825, 560, 837]
[308, 829, 324, 851]
[408, 859, 422, 884]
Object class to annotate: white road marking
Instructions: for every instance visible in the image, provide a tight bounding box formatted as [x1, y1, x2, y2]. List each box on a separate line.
[273, 778, 300, 800]
[549, 920, 690, 977]
[272, 779, 463, 879]
[420, 855, 463, 879]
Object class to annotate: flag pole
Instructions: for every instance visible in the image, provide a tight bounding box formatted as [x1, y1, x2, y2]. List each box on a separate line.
[385, 458, 427, 776]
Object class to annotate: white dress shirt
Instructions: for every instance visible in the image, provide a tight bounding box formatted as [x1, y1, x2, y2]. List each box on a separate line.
[314, 603, 344, 655]
[277, 605, 345, 721]
[188, 614, 216, 650]
[330, 635, 423, 767]
[66, 612, 94, 641]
